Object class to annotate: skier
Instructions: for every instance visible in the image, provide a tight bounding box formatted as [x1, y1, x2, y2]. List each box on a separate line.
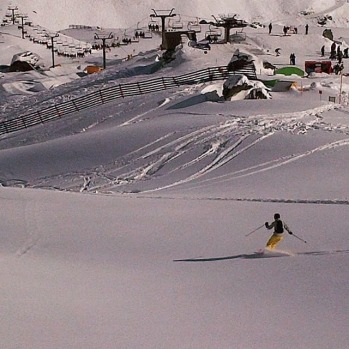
[264, 213, 293, 250]
[268, 22, 272, 34]
[305, 24, 309, 35]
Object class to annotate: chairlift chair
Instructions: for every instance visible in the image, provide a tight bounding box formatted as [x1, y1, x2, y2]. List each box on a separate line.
[205, 24, 222, 42]
[187, 20, 201, 33]
[121, 30, 132, 45]
[143, 30, 153, 39]
[148, 18, 159, 31]
[169, 15, 183, 30]
[134, 22, 144, 38]
[134, 28, 143, 37]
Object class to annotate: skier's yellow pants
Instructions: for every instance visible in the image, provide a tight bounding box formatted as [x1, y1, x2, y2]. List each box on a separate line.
[266, 234, 284, 250]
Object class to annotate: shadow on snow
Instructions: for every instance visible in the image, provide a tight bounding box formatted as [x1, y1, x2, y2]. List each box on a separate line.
[173, 249, 349, 262]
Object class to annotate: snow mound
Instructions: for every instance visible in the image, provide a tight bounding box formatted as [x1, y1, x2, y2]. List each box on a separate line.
[223, 75, 271, 100]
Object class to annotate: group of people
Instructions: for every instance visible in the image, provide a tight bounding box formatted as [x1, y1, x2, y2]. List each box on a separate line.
[270, 23, 347, 74]
[328, 42, 348, 63]
[268, 23, 309, 35]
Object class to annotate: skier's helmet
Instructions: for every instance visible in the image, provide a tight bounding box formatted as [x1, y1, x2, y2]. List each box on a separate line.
[274, 213, 280, 220]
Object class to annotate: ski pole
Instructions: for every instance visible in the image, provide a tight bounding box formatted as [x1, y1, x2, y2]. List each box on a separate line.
[290, 232, 307, 244]
[245, 224, 264, 237]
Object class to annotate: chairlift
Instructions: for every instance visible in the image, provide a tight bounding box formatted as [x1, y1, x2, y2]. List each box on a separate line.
[143, 30, 152, 39]
[148, 18, 159, 31]
[187, 18, 201, 33]
[134, 28, 143, 37]
[205, 25, 222, 42]
[169, 15, 183, 30]
[134, 22, 144, 37]
[121, 30, 132, 44]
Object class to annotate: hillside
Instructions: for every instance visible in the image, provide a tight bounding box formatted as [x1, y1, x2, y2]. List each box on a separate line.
[0, 0, 347, 30]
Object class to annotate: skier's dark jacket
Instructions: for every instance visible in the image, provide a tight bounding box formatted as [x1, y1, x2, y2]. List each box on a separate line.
[266, 219, 290, 235]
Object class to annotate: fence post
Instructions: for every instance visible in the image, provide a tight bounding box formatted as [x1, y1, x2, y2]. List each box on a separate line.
[119, 84, 124, 98]
[208, 67, 214, 82]
[72, 100, 79, 112]
[99, 90, 104, 104]
[0, 122, 9, 135]
[54, 105, 61, 117]
[21, 115, 27, 128]
[36, 111, 42, 123]
[162, 77, 167, 89]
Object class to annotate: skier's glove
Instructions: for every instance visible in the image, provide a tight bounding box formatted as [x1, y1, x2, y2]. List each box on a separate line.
[288, 231, 293, 235]
[265, 222, 269, 227]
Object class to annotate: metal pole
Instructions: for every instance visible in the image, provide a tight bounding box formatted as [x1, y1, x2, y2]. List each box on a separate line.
[21, 16, 25, 39]
[94, 33, 113, 70]
[51, 37, 55, 68]
[102, 38, 106, 69]
[46, 33, 59, 68]
[9, 7, 18, 25]
[245, 224, 265, 237]
[339, 69, 343, 104]
[290, 233, 307, 243]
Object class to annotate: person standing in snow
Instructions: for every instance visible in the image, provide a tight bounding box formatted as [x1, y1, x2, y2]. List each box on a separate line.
[290, 53, 296, 65]
[305, 24, 309, 35]
[265, 213, 293, 250]
[321, 45, 325, 57]
[269, 22, 272, 34]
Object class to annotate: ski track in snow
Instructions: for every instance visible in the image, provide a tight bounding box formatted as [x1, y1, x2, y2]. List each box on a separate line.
[16, 202, 41, 257]
[28, 102, 349, 196]
[169, 136, 349, 192]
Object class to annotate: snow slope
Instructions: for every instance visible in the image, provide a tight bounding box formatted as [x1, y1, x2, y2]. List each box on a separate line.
[1, 1, 349, 349]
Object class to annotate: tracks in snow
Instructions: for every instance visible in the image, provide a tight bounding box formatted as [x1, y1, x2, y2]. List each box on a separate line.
[30, 103, 349, 195]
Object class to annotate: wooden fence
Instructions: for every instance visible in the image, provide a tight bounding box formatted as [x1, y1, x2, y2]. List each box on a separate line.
[0, 64, 257, 136]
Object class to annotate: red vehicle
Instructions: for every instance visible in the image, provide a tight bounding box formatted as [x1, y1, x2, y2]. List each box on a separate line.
[305, 61, 332, 75]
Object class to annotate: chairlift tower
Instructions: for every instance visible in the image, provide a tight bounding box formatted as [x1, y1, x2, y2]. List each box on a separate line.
[150, 8, 176, 34]
[46, 32, 59, 68]
[212, 14, 248, 43]
[18, 13, 28, 39]
[8, 5, 18, 25]
[94, 32, 114, 69]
